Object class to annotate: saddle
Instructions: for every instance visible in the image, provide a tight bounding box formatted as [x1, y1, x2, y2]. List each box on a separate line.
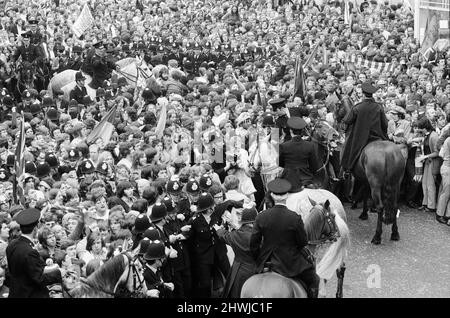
[261, 262, 310, 297]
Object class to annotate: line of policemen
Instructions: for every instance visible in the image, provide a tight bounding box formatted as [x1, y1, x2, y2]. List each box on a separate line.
[132, 176, 243, 298]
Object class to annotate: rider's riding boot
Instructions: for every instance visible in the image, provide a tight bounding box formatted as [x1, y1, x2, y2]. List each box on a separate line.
[308, 288, 319, 298]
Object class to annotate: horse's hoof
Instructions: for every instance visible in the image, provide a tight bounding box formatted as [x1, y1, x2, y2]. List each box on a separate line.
[359, 213, 368, 220]
[351, 204, 358, 210]
[390, 233, 400, 241]
[369, 208, 378, 213]
[371, 237, 381, 245]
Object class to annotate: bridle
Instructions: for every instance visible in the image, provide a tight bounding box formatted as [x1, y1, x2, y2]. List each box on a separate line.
[308, 205, 340, 246]
[310, 125, 331, 173]
[63, 253, 146, 298]
[115, 61, 151, 85]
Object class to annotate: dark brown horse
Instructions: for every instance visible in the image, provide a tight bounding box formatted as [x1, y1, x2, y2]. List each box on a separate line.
[335, 94, 407, 244]
[353, 141, 407, 244]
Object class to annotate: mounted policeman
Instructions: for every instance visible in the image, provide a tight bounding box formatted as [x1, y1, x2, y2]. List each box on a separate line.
[82, 40, 120, 89]
[340, 81, 389, 177]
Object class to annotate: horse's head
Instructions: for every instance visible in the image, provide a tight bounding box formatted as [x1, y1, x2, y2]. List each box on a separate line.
[306, 198, 340, 245]
[114, 252, 147, 298]
[80, 252, 146, 298]
[19, 62, 35, 86]
[313, 120, 339, 144]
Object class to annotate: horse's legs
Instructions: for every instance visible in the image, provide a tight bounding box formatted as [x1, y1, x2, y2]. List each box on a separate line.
[336, 263, 346, 298]
[369, 179, 383, 244]
[390, 214, 400, 241]
[357, 183, 370, 220]
[319, 279, 327, 298]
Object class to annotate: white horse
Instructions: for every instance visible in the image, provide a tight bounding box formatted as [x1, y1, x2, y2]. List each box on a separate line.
[47, 58, 152, 101]
[286, 188, 350, 298]
[249, 132, 283, 191]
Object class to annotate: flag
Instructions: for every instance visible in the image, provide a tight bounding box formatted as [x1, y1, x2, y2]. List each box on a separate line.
[323, 45, 328, 66]
[256, 87, 267, 108]
[303, 41, 321, 69]
[420, 13, 440, 58]
[15, 119, 25, 178]
[86, 104, 118, 145]
[344, 1, 350, 25]
[72, 4, 95, 38]
[13, 118, 25, 204]
[155, 100, 167, 139]
[293, 57, 306, 101]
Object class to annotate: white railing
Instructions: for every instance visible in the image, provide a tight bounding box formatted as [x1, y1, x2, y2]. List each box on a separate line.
[419, 0, 450, 10]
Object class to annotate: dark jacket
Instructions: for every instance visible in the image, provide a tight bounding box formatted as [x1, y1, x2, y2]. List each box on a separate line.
[188, 210, 229, 265]
[12, 44, 43, 64]
[249, 204, 312, 278]
[340, 97, 389, 171]
[279, 136, 319, 191]
[89, 55, 116, 89]
[143, 266, 171, 298]
[6, 236, 62, 298]
[217, 224, 257, 298]
[69, 85, 87, 104]
[163, 217, 191, 271]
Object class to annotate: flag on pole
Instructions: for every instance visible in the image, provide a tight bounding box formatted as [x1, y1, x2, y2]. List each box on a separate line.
[256, 87, 267, 108]
[86, 104, 118, 145]
[344, 1, 350, 25]
[14, 118, 25, 204]
[72, 4, 95, 38]
[293, 57, 306, 101]
[323, 45, 328, 66]
[155, 99, 167, 139]
[303, 41, 321, 69]
[420, 13, 440, 59]
[15, 119, 25, 178]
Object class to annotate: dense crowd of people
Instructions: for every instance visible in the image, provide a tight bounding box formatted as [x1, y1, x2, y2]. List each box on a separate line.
[0, 0, 449, 298]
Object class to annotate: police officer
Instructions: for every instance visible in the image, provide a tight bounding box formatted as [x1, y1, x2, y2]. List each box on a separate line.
[187, 192, 230, 298]
[142, 240, 174, 298]
[11, 31, 43, 65]
[69, 72, 88, 105]
[271, 98, 291, 141]
[279, 117, 319, 191]
[340, 81, 389, 177]
[6, 208, 63, 297]
[66, 45, 84, 70]
[167, 180, 190, 217]
[184, 178, 201, 220]
[27, 16, 44, 46]
[86, 40, 119, 89]
[249, 179, 320, 298]
[77, 159, 96, 200]
[162, 196, 192, 298]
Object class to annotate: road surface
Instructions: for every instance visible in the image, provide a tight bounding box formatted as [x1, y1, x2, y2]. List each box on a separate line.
[323, 203, 450, 298]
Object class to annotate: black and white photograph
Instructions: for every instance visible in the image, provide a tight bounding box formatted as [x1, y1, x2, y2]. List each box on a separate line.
[0, 0, 449, 303]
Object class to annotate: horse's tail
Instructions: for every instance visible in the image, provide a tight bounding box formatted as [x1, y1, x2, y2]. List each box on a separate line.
[316, 210, 350, 280]
[382, 145, 406, 217]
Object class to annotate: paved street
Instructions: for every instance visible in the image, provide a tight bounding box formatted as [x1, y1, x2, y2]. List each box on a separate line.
[324, 204, 450, 298]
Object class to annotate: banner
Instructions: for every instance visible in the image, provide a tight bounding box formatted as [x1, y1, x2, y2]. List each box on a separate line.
[72, 4, 95, 38]
[345, 54, 395, 73]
